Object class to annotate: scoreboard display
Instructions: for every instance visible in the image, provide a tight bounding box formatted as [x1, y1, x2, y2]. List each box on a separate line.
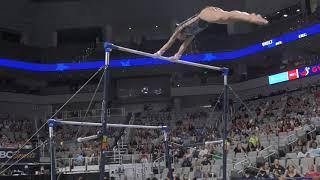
[268, 63, 320, 85]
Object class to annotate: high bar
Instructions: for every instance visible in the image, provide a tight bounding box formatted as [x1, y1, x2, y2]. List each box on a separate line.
[104, 42, 226, 72]
[52, 119, 167, 129]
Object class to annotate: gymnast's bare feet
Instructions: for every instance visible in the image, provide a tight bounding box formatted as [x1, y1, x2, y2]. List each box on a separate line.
[154, 50, 165, 57]
[169, 53, 182, 60]
[249, 13, 269, 25]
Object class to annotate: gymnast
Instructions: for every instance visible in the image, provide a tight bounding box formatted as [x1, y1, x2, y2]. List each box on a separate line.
[155, 6, 269, 59]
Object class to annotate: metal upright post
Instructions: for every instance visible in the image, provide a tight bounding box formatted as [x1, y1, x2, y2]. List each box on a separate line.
[163, 127, 173, 180]
[222, 68, 229, 180]
[100, 46, 111, 180]
[48, 119, 56, 180]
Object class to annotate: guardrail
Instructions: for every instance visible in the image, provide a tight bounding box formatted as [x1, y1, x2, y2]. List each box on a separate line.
[234, 158, 251, 171]
[56, 154, 153, 173]
[306, 124, 317, 135]
[259, 145, 276, 155]
[287, 134, 298, 146]
[48, 108, 126, 120]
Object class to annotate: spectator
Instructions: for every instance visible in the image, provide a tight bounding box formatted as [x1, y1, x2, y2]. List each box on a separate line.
[257, 162, 274, 179]
[201, 157, 211, 166]
[284, 164, 301, 178]
[75, 153, 84, 165]
[181, 157, 192, 167]
[193, 167, 202, 179]
[309, 140, 318, 150]
[255, 141, 264, 152]
[247, 142, 257, 152]
[173, 173, 181, 180]
[242, 168, 254, 179]
[304, 164, 320, 178]
[198, 146, 208, 158]
[234, 143, 245, 155]
[140, 154, 148, 163]
[248, 132, 259, 150]
[297, 146, 310, 158]
[293, 139, 305, 153]
[270, 159, 285, 177]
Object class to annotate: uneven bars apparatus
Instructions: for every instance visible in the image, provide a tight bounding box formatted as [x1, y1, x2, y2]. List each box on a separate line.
[47, 43, 229, 180]
[103, 42, 229, 180]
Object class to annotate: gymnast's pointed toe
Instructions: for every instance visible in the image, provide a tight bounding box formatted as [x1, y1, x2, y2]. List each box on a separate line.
[154, 50, 165, 57]
[169, 54, 181, 60]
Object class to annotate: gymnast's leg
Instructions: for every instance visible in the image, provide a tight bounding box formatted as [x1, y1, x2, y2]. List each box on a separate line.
[170, 35, 195, 60]
[155, 31, 180, 56]
[155, 16, 199, 56]
[199, 6, 268, 25]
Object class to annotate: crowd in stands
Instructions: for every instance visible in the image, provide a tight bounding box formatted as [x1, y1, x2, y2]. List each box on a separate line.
[3, 78, 320, 179]
[0, 85, 319, 179]
[241, 158, 320, 179]
[116, 81, 320, 179]
[0, 113, 33, 149]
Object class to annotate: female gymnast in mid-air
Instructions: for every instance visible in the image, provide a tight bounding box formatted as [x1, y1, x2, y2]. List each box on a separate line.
[155, 6, 269, 59]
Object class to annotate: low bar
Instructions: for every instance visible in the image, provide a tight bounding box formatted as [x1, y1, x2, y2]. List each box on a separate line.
[107, 123, 166, 129]
[104, 42, 226, 72]
[77, 135, 99, 143]
[55, 120, 101, 127]
[205, 139, 223, 145]
[54, 119, 166, 129]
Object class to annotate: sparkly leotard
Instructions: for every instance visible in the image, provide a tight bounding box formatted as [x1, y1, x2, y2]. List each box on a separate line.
[176, 14, 209, 37]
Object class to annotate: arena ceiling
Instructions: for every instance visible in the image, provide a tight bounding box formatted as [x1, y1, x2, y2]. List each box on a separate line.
[1, 0, 301, 28]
